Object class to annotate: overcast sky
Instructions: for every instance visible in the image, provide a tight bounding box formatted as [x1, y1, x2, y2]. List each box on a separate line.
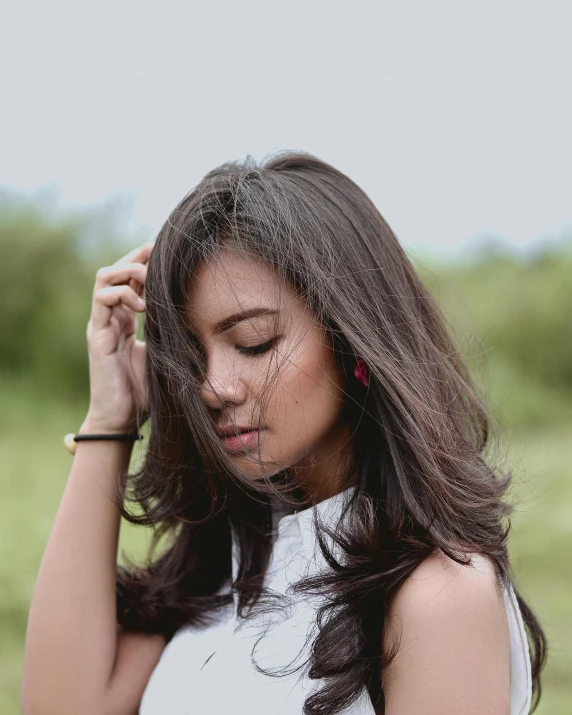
[1, 1, 570, 261]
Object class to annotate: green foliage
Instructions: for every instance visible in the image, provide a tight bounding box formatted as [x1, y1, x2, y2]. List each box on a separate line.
[0, 193, 144, 399]
[414, 246, 572, 429]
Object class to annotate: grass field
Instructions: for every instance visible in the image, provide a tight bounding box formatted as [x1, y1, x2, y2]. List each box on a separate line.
[2, 383, 571, 713]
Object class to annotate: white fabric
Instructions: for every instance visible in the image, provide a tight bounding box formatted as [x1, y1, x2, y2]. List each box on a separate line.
[140, 487, 532, 714]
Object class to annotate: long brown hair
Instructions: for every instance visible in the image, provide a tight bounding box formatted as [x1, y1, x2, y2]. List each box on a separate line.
[113, 152, 547, 713]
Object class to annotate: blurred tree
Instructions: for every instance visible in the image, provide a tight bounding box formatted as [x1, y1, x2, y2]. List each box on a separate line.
[0, 192, 144, 400]
[417, 238, 572, 428]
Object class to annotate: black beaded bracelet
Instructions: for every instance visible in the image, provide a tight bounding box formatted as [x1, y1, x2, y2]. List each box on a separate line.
[64, 432, 144, 455]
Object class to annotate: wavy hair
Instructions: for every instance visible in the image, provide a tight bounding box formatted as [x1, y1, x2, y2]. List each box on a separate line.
[112, 152, 547, 713]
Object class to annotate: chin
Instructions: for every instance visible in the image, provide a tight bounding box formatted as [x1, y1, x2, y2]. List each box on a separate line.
[232, 456, 285, 481]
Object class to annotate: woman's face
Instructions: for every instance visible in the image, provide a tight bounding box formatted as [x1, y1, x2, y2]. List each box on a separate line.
[184, 247, 354, 500]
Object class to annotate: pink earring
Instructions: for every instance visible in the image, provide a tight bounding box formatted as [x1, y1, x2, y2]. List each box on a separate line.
[354, 357, 369, 386]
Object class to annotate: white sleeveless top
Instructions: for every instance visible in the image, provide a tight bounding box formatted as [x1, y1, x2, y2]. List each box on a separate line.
[140, 487, 532, 714]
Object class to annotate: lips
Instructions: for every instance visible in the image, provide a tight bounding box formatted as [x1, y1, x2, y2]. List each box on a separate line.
[215, 425, 258, 438]
[219, 428, 264, 452]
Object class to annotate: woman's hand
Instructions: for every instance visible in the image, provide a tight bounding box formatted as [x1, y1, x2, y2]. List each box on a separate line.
[83, 241, 155, 433]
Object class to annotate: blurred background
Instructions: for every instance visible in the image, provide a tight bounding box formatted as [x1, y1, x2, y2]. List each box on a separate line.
[1, 2, 570, 712]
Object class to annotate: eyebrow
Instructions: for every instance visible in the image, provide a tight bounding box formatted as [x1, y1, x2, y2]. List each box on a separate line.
[211, 308, 280, 335]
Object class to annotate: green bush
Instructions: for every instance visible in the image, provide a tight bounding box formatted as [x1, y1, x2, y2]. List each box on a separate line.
[415, 244, 572, 428]
[0, 193, 144, 399]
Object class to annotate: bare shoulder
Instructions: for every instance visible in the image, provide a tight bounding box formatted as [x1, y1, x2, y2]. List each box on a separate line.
[382, 550, 511, 715]
[388, 550, 504, 619]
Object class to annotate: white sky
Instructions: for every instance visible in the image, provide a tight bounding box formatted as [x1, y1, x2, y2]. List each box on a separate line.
[1, 1, 571, 261]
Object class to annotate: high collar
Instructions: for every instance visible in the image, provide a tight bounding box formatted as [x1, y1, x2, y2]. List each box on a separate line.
[269, 484, 356, 573]
[274, 484, 355, 531]
[231, 485, 356, 589]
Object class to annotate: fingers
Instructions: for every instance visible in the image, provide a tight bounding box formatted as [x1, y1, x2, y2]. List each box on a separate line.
[93, 283, 145, 323]
[114, 241, 156, 266]
[90, 242, 155, 332]
[110, 302, 138, 339]
[95, 262, 148, 292]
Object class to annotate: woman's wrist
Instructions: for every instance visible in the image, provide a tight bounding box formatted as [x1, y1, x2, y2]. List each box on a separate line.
[79, 414, 140, 436]
[64, 417, 141, 456]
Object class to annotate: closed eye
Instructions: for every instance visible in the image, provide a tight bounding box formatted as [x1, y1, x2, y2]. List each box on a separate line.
[236, 338, 277, 356]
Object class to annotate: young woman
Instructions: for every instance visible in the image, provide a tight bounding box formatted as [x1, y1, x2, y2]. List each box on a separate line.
[23, 153, 546, 715]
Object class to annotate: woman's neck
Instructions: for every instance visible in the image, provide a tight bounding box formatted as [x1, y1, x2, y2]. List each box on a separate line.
[288, 421, 356, 507]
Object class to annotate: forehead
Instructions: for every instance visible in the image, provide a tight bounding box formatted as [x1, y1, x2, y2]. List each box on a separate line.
[184, 247, 293, 331]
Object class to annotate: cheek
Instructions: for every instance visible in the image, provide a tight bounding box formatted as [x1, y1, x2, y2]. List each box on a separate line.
[265, 342, 345, 443]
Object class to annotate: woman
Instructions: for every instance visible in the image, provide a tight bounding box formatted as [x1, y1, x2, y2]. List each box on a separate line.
[23, 153, 546, 715]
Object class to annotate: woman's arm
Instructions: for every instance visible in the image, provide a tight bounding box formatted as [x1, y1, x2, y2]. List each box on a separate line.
[21, 421, 165, 715]
[381, 551, 511, 715]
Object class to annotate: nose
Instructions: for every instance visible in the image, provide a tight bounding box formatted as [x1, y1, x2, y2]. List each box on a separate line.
[199, 352, 248, 409]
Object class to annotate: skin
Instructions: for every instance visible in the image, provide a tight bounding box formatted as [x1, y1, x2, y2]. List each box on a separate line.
[381, 551, 512, 715]
[184, 246, 512, 714]
[184, 246, 356, 503]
